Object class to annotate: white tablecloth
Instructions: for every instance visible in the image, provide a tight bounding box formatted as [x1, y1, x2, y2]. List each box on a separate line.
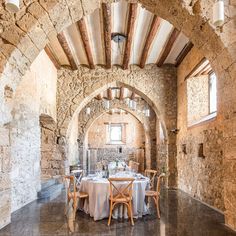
[79, 174, 149, 221]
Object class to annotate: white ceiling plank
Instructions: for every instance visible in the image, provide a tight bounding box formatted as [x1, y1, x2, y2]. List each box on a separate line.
[65, 24, 88, 65]
[146, 20, 173, 64]
[130, 6, 153, 65]
[165, 32, 189, 64]
[85, 9, 105, 65]
[49, 35, 70, 66]
[111, 0, 128, 65]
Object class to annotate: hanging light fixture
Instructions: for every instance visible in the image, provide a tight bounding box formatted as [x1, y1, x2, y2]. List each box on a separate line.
[5, 0, 20, 13]
[125, 97, 130, 106]
[103, 100, 110, 109]
[132, 100, 137, 111]
[213, 0, 224, 28]
[86, 107, 91, 115]
[129, 99, 137, 111]
[145, 108, 150, 117]
[129, 99, 133, 109]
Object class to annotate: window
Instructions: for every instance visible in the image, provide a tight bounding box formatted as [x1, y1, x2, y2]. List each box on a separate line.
[110, 124, 122, 142]
[187, 59, 217, 126]
[209, 72, 217, 114]
[106, 123, 125, 144]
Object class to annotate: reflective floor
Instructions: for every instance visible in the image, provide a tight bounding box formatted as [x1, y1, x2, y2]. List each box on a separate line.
[0, 189, 235, 236]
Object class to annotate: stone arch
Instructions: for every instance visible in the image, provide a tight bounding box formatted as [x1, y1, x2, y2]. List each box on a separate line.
[61, 67, 171, 141]
[60, 66, 174, 183]
[82, 106, 151, 173]
[76, 99, 155, 170]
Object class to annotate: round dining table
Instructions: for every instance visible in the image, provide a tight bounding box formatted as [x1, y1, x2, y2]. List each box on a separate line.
[79, 173, 150, 221]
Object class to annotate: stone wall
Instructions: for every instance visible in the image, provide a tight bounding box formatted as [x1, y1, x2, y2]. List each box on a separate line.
[0, 126, 11, 228]
[187, 75, 209, 125]
[10, 51, 57, 212]
[10, 66, 41, 212]
[88, 112, 145, 148]
[177, 47, 224, 212]
[86, 112, 145, 172]
[40, 116, 65, 179]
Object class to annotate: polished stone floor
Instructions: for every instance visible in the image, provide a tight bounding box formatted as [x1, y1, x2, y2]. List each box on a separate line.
[0, 189, 235, 236]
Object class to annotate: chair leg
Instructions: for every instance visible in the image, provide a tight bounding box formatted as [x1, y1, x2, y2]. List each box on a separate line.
[127, 204, 130, 218]
[156, 197, 160, 219]
[64, 197, 70, 215]
[73, 197, 77, 210]
[108, 201, 113, 226]
[128, 201, 134, 226]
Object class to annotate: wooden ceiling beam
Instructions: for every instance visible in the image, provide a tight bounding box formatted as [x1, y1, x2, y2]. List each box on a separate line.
[95, 94, 102, 100]
[123, 3, 138, 70]
[57, 32, 77, 70]
[102, 3, 112, 69]
[140, 16, 162, 68]
[77, 18, 95, 69]
[107, 88, 113, 100]
[196, 63, 211, 76]
[119, 87, 124, 100]
[175, 41, 194, 67]
[157, 28, 180, 67]
[203, 67, 213, 75]
[130, 92, 135, 100]
[44, 45, 61, 70]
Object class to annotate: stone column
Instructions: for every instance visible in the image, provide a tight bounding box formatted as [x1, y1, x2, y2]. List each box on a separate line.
[0, 126, 11, 228]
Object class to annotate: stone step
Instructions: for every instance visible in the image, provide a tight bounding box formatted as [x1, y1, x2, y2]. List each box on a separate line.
[37, 183, 64, 200]
[41, 178, 57, 190]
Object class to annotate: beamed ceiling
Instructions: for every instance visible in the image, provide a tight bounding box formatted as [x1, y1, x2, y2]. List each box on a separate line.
[94, 87, 140, 101]
[45, 1, 193, 70]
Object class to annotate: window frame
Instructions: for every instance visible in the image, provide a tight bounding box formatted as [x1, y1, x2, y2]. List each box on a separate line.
[208, 72, 217, 115]
[186, 59, 217, 128]
[106, 123, 125, 145]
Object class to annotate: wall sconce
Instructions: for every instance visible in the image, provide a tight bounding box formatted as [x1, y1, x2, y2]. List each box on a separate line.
[5, 0, 20, 13]
[213, 0, 224, 29]
[103, 100, 110, 109]
[198, 143, 205, 158]
[182, 144, 187, 154]
[86, 107, 91, 115]
[170, 128, 180, 134]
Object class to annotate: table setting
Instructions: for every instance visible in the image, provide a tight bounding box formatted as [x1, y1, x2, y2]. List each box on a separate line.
[78, 167, 150, 221]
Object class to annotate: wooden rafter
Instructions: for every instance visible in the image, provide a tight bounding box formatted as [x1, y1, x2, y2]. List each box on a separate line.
[130, 92, 135, 100]
[123, 3, 138, 70]
[95, 94, 102, 100]
[119, 87, 125, 100]
[185, 58, 212, 80]
[102, 3, 112, 69]
[195, 63, 211, 76]
[77, 18, 95, 69]
[107, 88, 113, 100]
[157, 28, 180, 67]
[175, 41, 194, 67]
[203, 67, 213, 75]
[44, 45, 61, 70]
[140, 16, 162, 68]
[57, 32, 77, 70]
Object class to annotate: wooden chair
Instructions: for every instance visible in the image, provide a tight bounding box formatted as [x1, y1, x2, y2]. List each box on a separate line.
[145, 173, 165, 219]
[145, 169, 157, 190]
[108, 178, 135, 226]
[64, 175, 88, 213]
[128, 160, 140, 173]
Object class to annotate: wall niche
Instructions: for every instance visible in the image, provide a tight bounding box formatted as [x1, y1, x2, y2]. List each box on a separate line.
[198, 143, 205, 158]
